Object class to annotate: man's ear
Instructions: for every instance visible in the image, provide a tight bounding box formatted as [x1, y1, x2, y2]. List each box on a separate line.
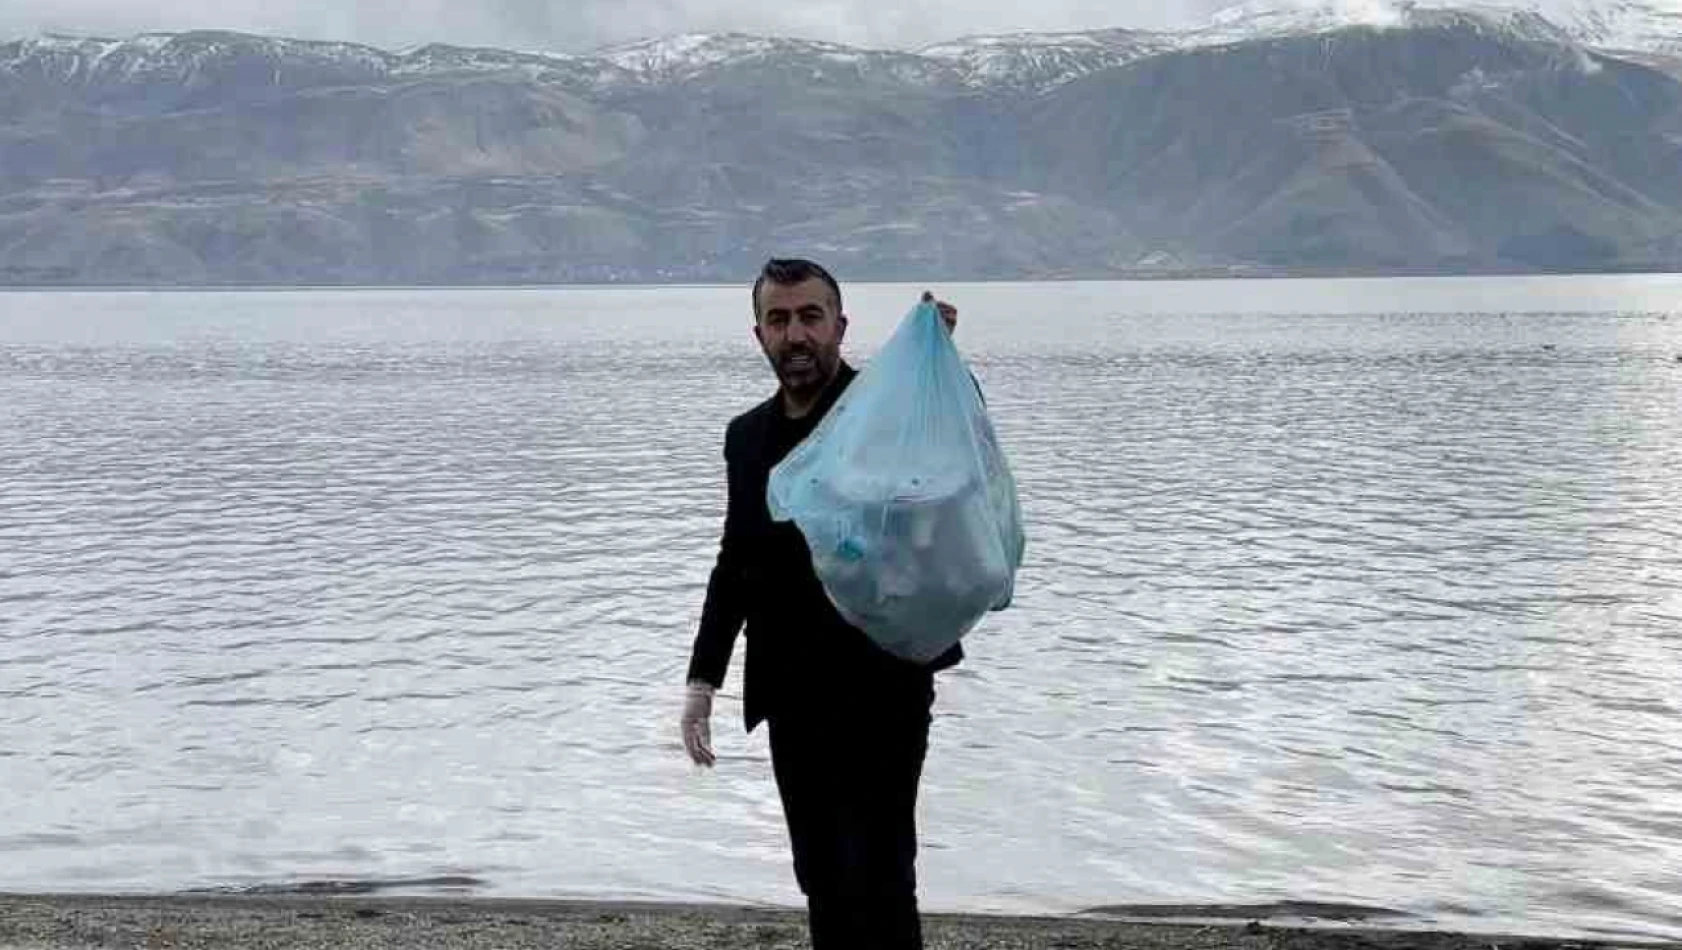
[753, 322, 765, 348]
[836, 313, 848, 342]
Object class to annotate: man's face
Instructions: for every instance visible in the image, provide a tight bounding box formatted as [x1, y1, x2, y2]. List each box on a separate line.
[754, 277, 848, 398]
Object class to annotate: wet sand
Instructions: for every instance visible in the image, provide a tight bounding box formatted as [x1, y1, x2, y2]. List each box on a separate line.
[0, 894, 1669, 950]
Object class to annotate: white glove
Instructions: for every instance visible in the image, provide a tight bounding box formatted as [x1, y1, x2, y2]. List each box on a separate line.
[681, 681, 716, 767]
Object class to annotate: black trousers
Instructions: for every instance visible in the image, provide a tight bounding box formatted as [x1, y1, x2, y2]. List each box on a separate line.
[767, 681, 934, 950]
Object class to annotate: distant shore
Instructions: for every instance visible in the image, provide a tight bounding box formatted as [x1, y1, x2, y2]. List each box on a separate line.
[0, 894, 1671, 950]
[3, 266, 1682, 293]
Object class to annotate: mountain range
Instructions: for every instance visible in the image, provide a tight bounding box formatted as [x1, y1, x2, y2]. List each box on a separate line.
[2, 0, 1681, 284]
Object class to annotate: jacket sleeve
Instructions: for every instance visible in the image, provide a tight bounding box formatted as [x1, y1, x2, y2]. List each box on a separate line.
[686, 419, 748, 689]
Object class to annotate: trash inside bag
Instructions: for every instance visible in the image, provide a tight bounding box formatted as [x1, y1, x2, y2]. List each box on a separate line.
[767, 299, 1026, 664]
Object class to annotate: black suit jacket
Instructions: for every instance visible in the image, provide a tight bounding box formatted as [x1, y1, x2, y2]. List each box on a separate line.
[687, 363, 964, 731]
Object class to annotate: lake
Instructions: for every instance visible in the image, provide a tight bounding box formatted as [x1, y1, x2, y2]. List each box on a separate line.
[2, 277, 1680, 941]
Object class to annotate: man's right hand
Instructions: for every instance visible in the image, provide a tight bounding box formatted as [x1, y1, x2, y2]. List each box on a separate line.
[681, 681, 716, 767]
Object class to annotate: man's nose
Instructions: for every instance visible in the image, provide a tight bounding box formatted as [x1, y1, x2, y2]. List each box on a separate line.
[784, 321, 810, 344]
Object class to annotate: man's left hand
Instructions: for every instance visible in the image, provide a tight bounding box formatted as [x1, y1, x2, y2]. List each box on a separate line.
[922, 291, 958, 334]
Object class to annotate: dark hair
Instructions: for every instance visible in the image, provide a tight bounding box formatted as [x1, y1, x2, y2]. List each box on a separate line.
[751, 258, 842, 319]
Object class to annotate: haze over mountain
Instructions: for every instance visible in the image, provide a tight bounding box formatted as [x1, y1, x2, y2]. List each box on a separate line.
[3, 0, 1680, 284]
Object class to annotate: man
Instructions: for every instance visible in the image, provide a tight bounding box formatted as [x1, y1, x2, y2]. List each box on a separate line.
[680, 258, 964, 949]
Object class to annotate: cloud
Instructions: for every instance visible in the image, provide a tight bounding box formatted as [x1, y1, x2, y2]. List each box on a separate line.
[0, 0, 1218, 53]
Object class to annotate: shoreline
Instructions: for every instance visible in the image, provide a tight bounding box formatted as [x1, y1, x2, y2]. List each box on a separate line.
[0, 894, 1674, 950]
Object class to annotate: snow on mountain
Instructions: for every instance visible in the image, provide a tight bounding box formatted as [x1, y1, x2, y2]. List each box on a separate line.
[389, 43, 637, 89]
[597, 32, 871, 79]
[2, 28, 1161, 95]
[8, 0, 1681, 101]
[1180, 0, 1571, 46]
[1541, 0, 1682, 52]
[594, 28, 1170, 91]
[1184, 0, 1407, 45]
[583, 0, 1682, 92]
[113, 31, 390, 77]
[0, 30, 390, 85]
[596, 32, 782, 79]
[594, 28, 1175, 91]
[592, 31, 957, 86]
[0, 34, 124, 79]
[0, 30, 639, 93]
[918, 28, 1174, 90]
[909, 0, 1682, 87]
[1180, 0, 1682, 54]
[393, 43, 575, 74]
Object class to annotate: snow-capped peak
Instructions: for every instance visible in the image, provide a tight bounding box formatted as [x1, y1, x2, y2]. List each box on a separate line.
[1540, 0, 1682, 51]
[595, 32, 797, 79]
[1, 34, 119, 68]
[389, 42, 615, 82]
[1203, 0, 1407, 32]
[921, 27, 1165, 53]
[1181, 0, 1682, 53]
[0, 29, 642, 90]
[8, 2, 1681, 101]
[918, 28, 1173, 90]
[0, 30, 396, 83]
[589, 31, 963, 85]
[31, 32, 126, 54]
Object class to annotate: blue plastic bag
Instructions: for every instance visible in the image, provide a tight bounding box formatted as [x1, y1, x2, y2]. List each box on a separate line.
[767, 299, 1026, 664]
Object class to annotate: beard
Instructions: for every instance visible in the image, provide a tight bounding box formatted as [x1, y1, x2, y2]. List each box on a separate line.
[772, 343, 836, 396]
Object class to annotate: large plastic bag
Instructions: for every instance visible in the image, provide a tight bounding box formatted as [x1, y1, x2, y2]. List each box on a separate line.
[767, 299, 1026, 664]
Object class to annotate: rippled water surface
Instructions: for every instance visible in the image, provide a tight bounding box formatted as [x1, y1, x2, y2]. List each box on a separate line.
[3, 278, 1680, 940]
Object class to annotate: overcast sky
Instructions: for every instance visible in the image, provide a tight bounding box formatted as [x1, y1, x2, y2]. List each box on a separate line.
[0, 0, 1226, 53]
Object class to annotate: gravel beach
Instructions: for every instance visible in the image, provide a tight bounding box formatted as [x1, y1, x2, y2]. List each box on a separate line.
[0, 894, 1670, 950]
